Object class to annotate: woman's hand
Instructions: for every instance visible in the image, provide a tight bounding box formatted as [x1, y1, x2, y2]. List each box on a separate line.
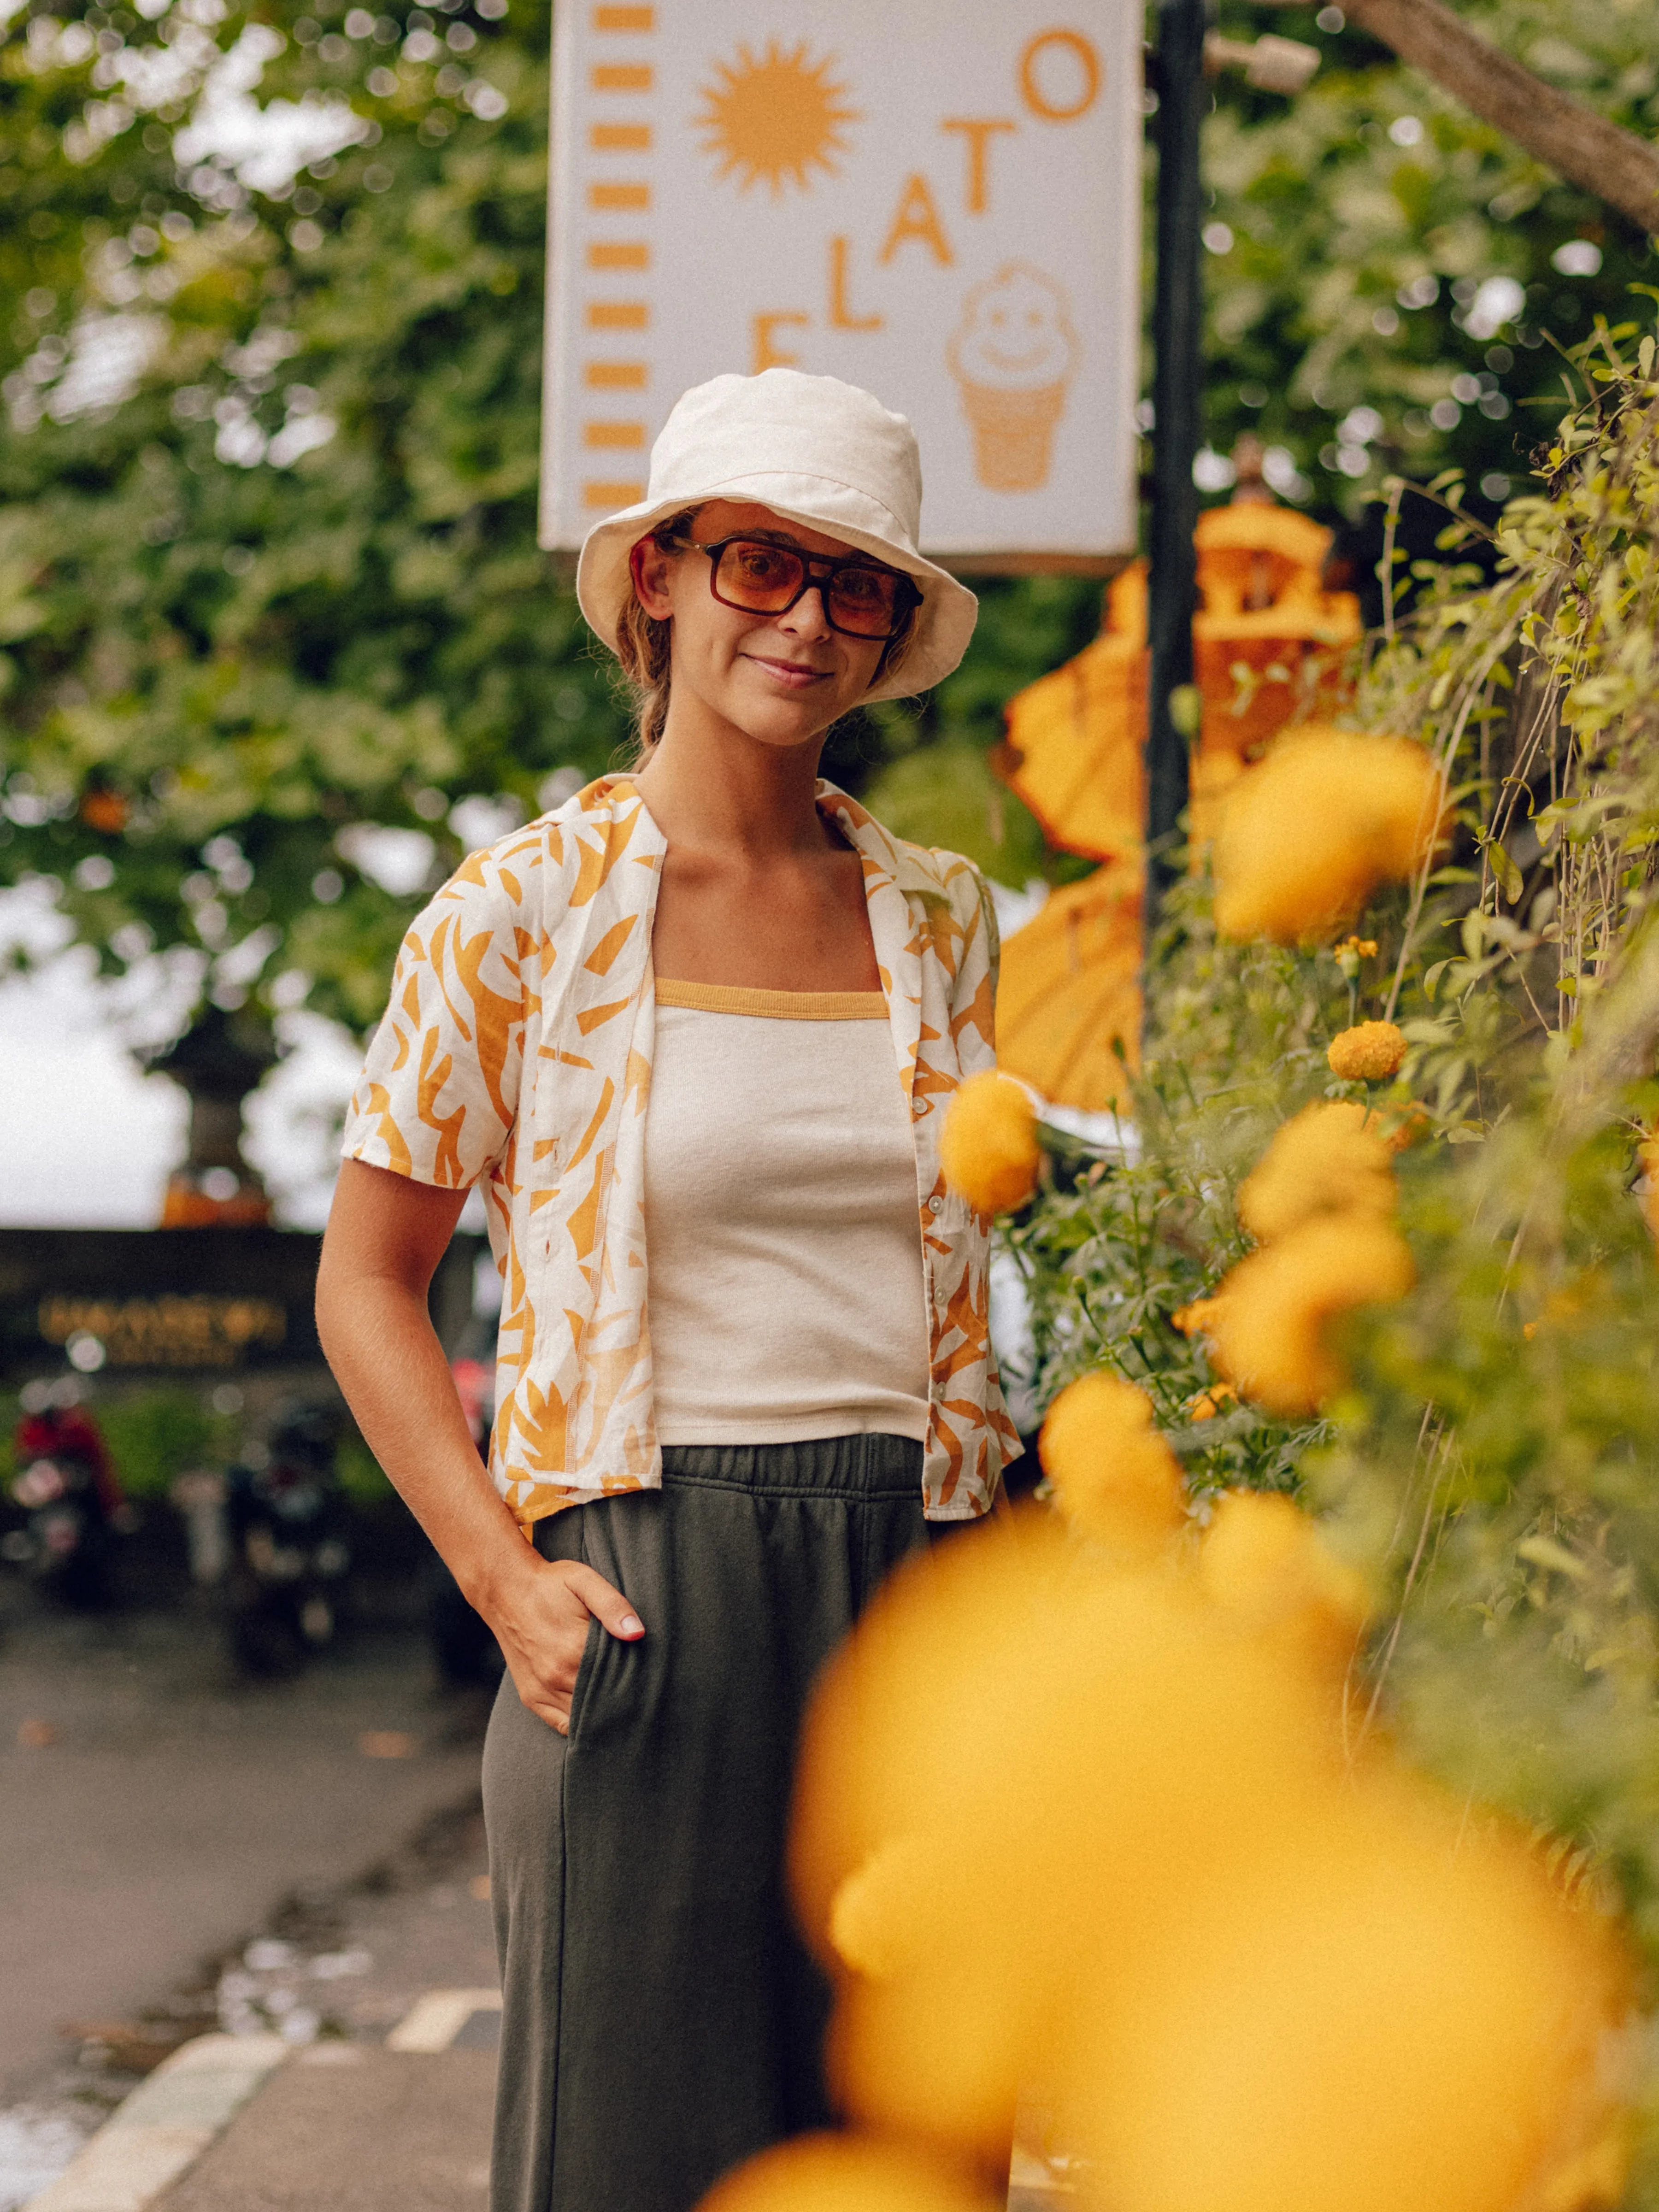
[488, 1553, 645, 1735]
[317, 1161, 646, 1739]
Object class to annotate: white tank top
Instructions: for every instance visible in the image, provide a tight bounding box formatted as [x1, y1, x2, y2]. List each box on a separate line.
[642, 980, 931, 1447]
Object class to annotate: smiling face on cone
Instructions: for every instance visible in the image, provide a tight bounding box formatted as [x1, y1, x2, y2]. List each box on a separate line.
[630, 500, 890, 756]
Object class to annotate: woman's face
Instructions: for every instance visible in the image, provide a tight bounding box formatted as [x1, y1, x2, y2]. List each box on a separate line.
[630, 500, 893, 753]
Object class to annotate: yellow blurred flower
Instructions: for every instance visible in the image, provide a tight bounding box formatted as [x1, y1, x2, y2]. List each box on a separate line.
[1237, 1101, 1397, 1245]
[828, 1834, 940, 1982]
[792, 1488, 1631, 2212]
[1198, 1490, 1369, 1679]
[696, 2134, 999, 2212]
[1065, 1780, 1632, 2212]
[1038, 1372, 1186, 1547]
[1327, 1021, 1408, 1082]
[1206, 1215, 1416, 1415]
[938, 1071, 1041, 1217]
[1213, 726, 1446, 943]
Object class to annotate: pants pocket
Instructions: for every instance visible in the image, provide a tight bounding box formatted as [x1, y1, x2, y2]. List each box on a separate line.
[565, 1606, 603, 1741]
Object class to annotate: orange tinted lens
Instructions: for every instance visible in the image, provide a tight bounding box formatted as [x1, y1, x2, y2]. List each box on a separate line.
[828, 567, 901, 634]
[715, 541, 805, 609]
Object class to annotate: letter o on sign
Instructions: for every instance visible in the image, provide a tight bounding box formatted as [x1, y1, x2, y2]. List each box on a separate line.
[1019, 28, 1101, 121]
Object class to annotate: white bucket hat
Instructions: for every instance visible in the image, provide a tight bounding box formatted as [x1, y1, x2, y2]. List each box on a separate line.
[576, 368, 979, 703]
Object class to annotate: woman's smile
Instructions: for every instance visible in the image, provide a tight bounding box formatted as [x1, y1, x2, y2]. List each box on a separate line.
[744, 651, 832, 689]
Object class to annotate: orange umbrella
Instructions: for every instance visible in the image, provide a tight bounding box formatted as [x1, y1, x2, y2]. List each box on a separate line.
[996, 864, 1144, 1114]
[991, 563, 1147, 866]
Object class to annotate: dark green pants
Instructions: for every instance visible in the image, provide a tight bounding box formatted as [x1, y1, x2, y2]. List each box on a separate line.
[482, 1435, 929, 2212]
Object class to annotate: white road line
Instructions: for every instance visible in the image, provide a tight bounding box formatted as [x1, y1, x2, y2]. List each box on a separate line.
[25, 2035, 289, 2212]
[385, 1990, 502, 2054]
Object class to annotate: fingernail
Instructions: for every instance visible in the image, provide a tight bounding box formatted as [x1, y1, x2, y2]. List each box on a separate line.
[619, 1614, 643, 1636]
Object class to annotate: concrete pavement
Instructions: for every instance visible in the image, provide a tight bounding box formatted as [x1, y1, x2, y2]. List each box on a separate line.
[4, 1583, 1068, 2212]
[0, 1576, 493, 2210]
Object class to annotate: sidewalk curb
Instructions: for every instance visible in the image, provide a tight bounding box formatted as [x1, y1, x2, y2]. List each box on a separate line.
[27, 2034, 291, 2212]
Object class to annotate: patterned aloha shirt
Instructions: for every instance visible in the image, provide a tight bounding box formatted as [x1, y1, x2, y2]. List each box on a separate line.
[342, 774, 1023, 1528]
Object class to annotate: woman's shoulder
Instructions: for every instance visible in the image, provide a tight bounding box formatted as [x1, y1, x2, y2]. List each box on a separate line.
[819, 782, 988, 913]
[427, 775, 662, 921]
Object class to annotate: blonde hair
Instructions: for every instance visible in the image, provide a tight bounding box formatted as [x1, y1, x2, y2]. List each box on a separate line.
[614, 508, 921, 764]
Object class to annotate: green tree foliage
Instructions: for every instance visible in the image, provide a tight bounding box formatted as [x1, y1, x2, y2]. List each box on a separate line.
[1202, 0, 1659, 514]
[1, 0, 1655, 1059]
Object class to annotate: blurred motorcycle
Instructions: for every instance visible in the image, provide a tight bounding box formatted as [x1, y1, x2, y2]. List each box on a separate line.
[6, 1402, 125, 1609]
[224, 1403, 353, 1677]
[426, 1357, 504, 1690]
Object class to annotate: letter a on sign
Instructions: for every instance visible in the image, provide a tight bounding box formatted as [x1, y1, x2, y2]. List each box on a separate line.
[543, 0, 1143, 565]
[879, 173, 955, 266]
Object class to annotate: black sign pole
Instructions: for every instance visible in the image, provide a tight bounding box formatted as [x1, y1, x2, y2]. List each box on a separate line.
[1145, 0, 1207, 906]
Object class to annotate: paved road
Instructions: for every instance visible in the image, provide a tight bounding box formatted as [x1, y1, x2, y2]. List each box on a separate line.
[0, 1578, 491, 2204]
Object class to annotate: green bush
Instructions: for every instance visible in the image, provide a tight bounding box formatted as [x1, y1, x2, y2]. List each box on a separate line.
[1004, 314, 1659, 2195]
[96, 1390, 233, 1500]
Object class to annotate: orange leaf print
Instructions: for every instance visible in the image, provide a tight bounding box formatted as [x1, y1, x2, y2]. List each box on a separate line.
[584, 916, 637, 976]
[359, 1081, 413, 1178]
[416, 1030, 467, 1186]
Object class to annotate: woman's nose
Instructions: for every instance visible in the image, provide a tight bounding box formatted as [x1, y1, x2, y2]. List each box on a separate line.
[778, 583, 834, 639]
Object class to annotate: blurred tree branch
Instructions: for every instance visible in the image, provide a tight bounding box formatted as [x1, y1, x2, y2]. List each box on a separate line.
[1266, 0, 1659, 230]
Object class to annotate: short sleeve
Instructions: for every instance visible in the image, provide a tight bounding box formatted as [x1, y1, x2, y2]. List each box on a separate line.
[341, 856, 529, 1190]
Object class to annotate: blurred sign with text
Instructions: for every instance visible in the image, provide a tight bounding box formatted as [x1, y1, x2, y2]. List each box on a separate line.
[541, 1, 1142, 565]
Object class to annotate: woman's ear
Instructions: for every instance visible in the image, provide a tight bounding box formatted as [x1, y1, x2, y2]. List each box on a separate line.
[629, 535, 676, 622]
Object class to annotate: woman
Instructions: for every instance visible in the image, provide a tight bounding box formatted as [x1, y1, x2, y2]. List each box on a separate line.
[316, 367, 1021, 2212]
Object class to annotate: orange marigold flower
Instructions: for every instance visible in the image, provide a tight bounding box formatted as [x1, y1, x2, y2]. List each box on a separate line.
[1171, 1299, 1222, 1339]
[699, 2132, 994, 2212]
[1213, 726, 1446, 944]
[1237, 1101, 1396, 1245]
[938, 1071, 1040, 1216]
[1184, 1382, 1237, 1422]
[1327, 1020, 1408, 1082]
[1379, 1101, 1432, 1153]
[1205, 1214, 1416, 1415]
[1039, 1371, 1186, 1547]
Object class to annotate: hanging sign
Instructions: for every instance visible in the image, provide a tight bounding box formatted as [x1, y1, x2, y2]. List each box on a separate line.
[541, 1, 1143, 565]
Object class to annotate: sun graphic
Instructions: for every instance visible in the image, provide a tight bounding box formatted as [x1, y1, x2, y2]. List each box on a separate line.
[695, 41, 859, 198]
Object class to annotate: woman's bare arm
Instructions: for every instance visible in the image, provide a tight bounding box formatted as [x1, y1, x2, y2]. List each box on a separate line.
[316, 1159, 642, 1733]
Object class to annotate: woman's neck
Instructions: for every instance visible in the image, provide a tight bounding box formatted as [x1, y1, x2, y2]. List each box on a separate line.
[631, 715, 833, 862]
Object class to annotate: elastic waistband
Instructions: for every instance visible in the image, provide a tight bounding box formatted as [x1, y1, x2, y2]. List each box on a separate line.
[659, 1433, 923, 1501]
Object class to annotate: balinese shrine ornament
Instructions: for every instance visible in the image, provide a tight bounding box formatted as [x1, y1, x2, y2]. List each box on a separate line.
[990, 478, 1362, 1111]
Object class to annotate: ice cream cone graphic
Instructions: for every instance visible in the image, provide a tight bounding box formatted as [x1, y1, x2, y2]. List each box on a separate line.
[948, 262, 1080, 493]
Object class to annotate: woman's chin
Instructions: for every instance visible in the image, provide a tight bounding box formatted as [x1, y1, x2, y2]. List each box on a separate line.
[719, 680, 856, 748]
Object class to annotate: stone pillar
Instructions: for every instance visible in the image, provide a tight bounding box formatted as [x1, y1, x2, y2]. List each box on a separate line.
[147, 1010, 278, 1228]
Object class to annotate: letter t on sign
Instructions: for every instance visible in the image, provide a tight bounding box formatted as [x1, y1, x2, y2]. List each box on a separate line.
[941, 118, 1017, 213]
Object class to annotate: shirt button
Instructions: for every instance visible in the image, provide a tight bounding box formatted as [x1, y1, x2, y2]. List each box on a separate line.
[928, 1195, 944, 1214]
